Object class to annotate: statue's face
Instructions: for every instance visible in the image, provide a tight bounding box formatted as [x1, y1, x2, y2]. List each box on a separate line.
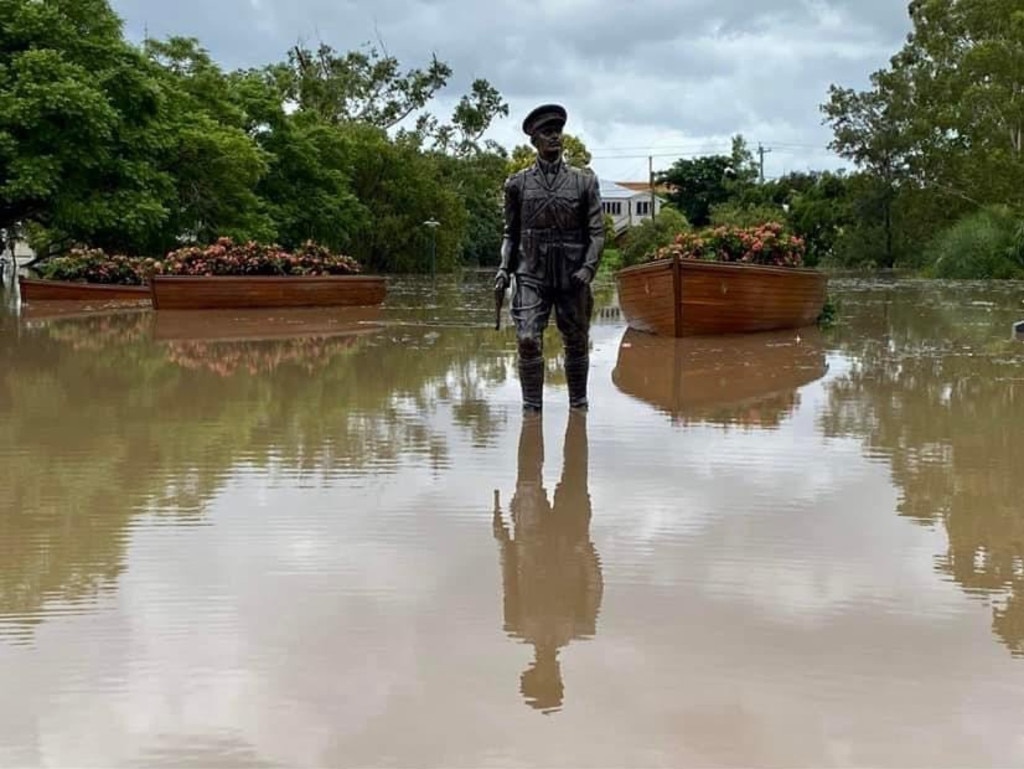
[532, 124, 563, 161]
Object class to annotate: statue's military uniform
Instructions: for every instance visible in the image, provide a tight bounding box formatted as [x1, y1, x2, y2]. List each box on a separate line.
[498, 104, 604, 411]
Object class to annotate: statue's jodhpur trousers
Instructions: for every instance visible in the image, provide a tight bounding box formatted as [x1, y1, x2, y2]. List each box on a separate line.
[510, 278, 594, 410]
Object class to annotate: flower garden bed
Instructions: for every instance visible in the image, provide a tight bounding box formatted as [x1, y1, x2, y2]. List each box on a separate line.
[615, 222, 827, 337]
[25, 239, 385, 309]
[33, 239, 364, 286]
[649, 222, 807, 267]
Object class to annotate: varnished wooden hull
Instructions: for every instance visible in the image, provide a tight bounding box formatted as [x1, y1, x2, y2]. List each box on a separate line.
[150, 275, 387, 310]
[612, 327, 828, 426]
[18, 277, 151, 303]
[614, 258, 827, 337]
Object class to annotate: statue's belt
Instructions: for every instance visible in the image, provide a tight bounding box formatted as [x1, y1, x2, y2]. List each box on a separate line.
[521, 228, 585, 242]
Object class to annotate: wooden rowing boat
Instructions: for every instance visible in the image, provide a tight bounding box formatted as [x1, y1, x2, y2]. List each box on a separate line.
[612, 327, 827, 426]
[149, 274, 387, 310]
[18, 277, 151, 303]
[614, 257, 827, 337]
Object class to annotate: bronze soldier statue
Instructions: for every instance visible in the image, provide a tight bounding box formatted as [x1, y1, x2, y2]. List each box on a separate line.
[492, 411, 603, 713]
[495, 104, 605, 412]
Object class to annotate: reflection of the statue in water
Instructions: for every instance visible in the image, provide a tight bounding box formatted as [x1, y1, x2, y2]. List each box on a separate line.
[492, 412, 602, 713]
[612, 327, 828, 429]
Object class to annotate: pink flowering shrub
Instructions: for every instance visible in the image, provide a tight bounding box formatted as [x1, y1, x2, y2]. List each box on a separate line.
[651, 222, 806, 268]
[155, 238, 362, 277]
[36, 239, 363, 285]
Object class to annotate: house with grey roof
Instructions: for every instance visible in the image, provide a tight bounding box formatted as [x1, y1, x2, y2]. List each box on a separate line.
[599, 180, 667, 235]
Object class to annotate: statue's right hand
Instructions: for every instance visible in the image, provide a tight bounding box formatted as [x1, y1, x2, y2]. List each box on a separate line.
[494, 268, 510, 291]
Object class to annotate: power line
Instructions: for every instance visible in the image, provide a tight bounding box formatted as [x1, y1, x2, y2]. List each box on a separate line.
[590, 151, 729, 160]
[590, 146, 833, 161]
[587, 142, 735, 152]
[586, 140, 831, 153]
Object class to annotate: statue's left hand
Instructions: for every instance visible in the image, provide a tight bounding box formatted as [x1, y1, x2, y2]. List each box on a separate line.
[571, 267, 593, 286]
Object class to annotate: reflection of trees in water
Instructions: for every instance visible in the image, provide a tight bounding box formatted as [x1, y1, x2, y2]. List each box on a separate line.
[164, 336, 363, 376]
[0, 303, 514, 636]
[821, 281, 1024, 656]
[688, 389, 802, 430]
[1, 273, 615, 636]
[611, 327, 827, 430]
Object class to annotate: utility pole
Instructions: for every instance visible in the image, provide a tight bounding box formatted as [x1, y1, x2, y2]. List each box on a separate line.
[648, 155, 656, 220]
[757, 143, 772, 184]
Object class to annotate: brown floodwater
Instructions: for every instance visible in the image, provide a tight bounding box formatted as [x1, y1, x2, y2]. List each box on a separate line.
[2, 272, 1024, 767]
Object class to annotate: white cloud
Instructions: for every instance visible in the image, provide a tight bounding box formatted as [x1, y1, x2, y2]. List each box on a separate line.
[109, 0, 911, 181]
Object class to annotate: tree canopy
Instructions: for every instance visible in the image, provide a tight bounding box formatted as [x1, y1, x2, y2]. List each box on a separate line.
[1, 0, 510, 272]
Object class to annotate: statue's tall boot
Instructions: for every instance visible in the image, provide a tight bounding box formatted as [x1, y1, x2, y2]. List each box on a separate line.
[565, 351, 589, 411]
[519, 355, 545, 413]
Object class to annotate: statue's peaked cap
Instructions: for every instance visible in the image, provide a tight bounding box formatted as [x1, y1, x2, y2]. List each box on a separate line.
[522, 103, 567, 135]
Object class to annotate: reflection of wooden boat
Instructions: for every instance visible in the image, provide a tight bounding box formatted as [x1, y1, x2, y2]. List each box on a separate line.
[612, 327, 827, 426]
[18, 301, 151, 323]
[18, 277, 151, 303]
[149, 275, 387, 310]
[614, 257, 827, 337]
[154, 307, 382, 376]
[152, 306, 383, 342]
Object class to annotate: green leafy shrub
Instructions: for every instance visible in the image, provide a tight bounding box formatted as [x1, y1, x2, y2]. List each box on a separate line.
[817, 294, 840, 327]
[924, 206, 1024, 279]
[36, 248, 153, 285]
[597, 247, 622, 279]
[620, 208, 690, 267]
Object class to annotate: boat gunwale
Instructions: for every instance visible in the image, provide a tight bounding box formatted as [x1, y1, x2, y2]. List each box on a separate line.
[615, 257, 826, 280]
[17, 277, 151, 295]
[149, 274, 385, 285]
[149, 273, 388, 310]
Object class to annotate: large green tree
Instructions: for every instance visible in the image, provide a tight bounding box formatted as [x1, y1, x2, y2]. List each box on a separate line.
[342, 124, 466, 273]
[822, 71, 915, 267]
[658, 136, 759, 227]
[3, 0, 513, 271]
[0, 0, 174, 258]
[266, 42, 509, 270]
[822, 0, 1024, 268]
[273, 42, 452, 130]
[228, 67, 368, 252]
[143, 37, 275, 248]
[894, 0, 1024, 205]
[437, 149, 508, 266]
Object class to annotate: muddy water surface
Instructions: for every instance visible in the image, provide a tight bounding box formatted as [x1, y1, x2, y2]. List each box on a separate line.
[2, 274, 1024, 767]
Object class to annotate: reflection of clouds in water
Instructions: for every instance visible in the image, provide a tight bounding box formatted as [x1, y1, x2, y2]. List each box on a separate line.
[8, 308, 1024, 766]
[8, 480, 419, 768]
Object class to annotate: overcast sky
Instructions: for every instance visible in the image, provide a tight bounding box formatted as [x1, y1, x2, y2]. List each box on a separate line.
[109, 0, 911, 183]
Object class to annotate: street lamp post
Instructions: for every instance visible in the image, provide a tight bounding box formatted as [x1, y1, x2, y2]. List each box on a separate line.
[423, 218, 440, 280]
